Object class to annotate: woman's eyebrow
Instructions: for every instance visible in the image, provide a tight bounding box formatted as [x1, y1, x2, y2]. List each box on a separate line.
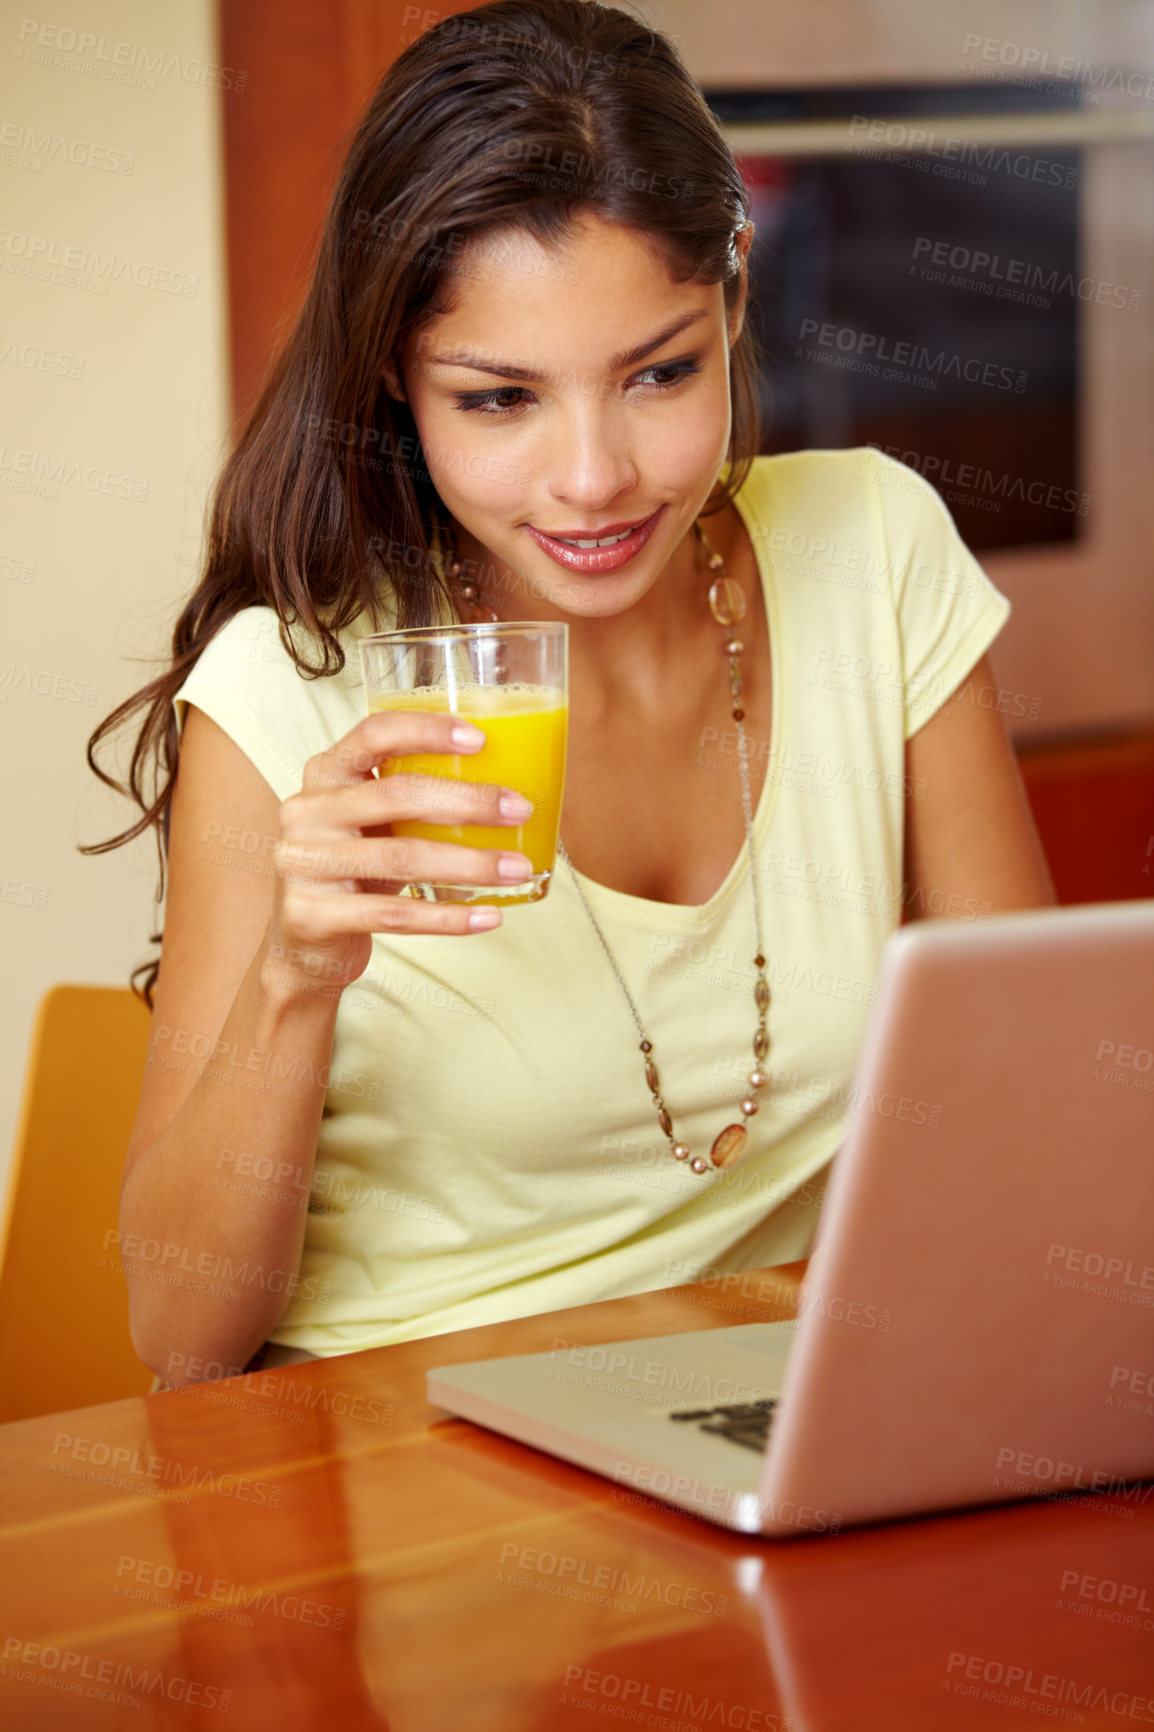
[610, 309, 708, 372]
[427, 309, 709, 381]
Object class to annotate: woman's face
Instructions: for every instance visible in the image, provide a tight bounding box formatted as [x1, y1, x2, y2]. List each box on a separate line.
[397, 212, 745, 620]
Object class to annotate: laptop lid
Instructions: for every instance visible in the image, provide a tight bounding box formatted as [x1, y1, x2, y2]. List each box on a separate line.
[756, 900, 1154, 1535]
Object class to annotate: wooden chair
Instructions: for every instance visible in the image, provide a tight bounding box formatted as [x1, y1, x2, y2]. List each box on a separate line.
[0, 985, 154, 1423]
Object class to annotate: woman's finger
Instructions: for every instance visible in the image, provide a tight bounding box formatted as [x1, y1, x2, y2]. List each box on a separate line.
[274, 833, 532, 889]
[282, 771, 532, 837]
[279, 884, 503, 940]
[301, 709, 486, 791]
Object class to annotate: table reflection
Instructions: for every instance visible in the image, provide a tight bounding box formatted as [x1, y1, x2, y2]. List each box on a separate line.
[430, 1422, 1154, 1731]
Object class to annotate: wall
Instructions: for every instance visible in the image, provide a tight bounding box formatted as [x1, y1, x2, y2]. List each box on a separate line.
[219, 0, 473, 422]
[1, 1, 231, 1185]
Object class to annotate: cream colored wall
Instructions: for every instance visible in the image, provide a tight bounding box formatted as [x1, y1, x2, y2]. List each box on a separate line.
[0, 0, 229, 1185]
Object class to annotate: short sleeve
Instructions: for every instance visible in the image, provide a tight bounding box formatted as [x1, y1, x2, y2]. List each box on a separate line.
[862, 449, 1012, 740]
[174, 607, 362, 801]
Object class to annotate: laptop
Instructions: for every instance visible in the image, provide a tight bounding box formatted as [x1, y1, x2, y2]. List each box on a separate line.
[428, 901, 1154, 1536]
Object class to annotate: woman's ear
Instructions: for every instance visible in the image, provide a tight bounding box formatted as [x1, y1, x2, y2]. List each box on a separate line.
[727, 220, 754, 348]
[382, 357, 407, 403]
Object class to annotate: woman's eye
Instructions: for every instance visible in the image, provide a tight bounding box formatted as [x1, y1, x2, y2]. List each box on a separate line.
[456, 386, 531, 415]
[632, 358, 701, 391]
[454, 358, 700, 414]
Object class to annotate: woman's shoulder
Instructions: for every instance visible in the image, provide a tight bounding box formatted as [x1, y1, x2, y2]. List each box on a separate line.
[179, 600, 402, 696]
[736, 446, 991, 588]
[737, 450, 1011, 739]
[174, 606, 372, 800]
[736, 445, 938, 527]
[184, 604, 373, 674]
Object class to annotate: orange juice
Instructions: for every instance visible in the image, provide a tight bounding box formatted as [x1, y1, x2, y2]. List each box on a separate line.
[370, 683, 568, 901]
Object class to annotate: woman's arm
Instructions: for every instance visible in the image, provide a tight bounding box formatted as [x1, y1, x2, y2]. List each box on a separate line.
[903, 653, 1057, 920]
[121, 704, 533, 1385]
[121, 709, 343, 1383]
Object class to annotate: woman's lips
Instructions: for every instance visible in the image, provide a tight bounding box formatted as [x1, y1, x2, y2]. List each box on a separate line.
[524, 506, 664, 573]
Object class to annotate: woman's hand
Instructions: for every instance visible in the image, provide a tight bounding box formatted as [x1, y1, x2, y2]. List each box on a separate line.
[265, 710, 531, 993]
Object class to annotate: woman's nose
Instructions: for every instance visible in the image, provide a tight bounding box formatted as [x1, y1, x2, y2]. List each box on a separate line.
[544, 400, 639, 514]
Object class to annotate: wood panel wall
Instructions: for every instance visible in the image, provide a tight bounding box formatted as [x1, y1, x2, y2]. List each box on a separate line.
[220, 0, 474, 425]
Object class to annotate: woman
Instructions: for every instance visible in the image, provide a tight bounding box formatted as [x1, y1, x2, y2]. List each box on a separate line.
[91, 0, 1054, 1386]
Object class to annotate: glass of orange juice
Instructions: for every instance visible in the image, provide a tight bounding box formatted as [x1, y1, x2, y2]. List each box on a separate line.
[358, 622, 568, 906]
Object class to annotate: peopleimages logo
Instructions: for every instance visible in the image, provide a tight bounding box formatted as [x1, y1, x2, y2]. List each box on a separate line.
[497, 1543, 728, 1617]
[960, 34, 1154, 103]
[867, 441, 1090, 520]
[100, 1229, 333, 1305]
[993, 1446, 1154, 1504]
[798, 319, 1026, 393]
[51, 1430, 283, 1507]
[612, 1460, 842, 1533]
[910, 237, 1140, 311]
[0, 120, 134, 174]
[848, 114, 1077, 186]
[560, 1667, 788, 1729]
[14, 18, 247, 92]
[0, 230, 198, 296]
[115, 1555, 347, 1628]
[945, 1650, 1154, 1721]
[1045, 1242, 1154, 1289]
[1058, 1569, 1153, 1615]
[0, 444, 147, 500]
[2, 1637, 230, 1712]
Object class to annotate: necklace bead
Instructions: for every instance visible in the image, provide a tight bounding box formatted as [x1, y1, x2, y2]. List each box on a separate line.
[710, 1123, 748, 1168]
[708, 576, 746, 625]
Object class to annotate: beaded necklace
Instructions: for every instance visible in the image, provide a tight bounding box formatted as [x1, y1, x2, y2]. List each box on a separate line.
[442, 515, 769, 1174]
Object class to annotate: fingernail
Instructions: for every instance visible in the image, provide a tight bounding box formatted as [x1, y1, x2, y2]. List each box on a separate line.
[498, 853, 532, 880]
[451, 723, 485, 749]
[499, 792, 533, 819]
[468, 910, 502, 930]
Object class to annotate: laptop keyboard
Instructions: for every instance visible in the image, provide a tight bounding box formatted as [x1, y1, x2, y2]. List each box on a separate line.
[668, 1398, 777, 1454]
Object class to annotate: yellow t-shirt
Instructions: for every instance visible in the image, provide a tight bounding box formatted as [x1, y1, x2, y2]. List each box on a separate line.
[173, 448, 1010, 1354]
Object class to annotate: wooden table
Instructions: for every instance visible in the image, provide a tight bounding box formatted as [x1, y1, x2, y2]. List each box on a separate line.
[2, 1263, 1152, 1729]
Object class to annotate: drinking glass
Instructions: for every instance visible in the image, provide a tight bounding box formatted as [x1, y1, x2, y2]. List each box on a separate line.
[359, 622, 568, 906]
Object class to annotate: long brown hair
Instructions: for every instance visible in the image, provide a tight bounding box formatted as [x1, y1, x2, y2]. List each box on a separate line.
[85, 0, 760, 998]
